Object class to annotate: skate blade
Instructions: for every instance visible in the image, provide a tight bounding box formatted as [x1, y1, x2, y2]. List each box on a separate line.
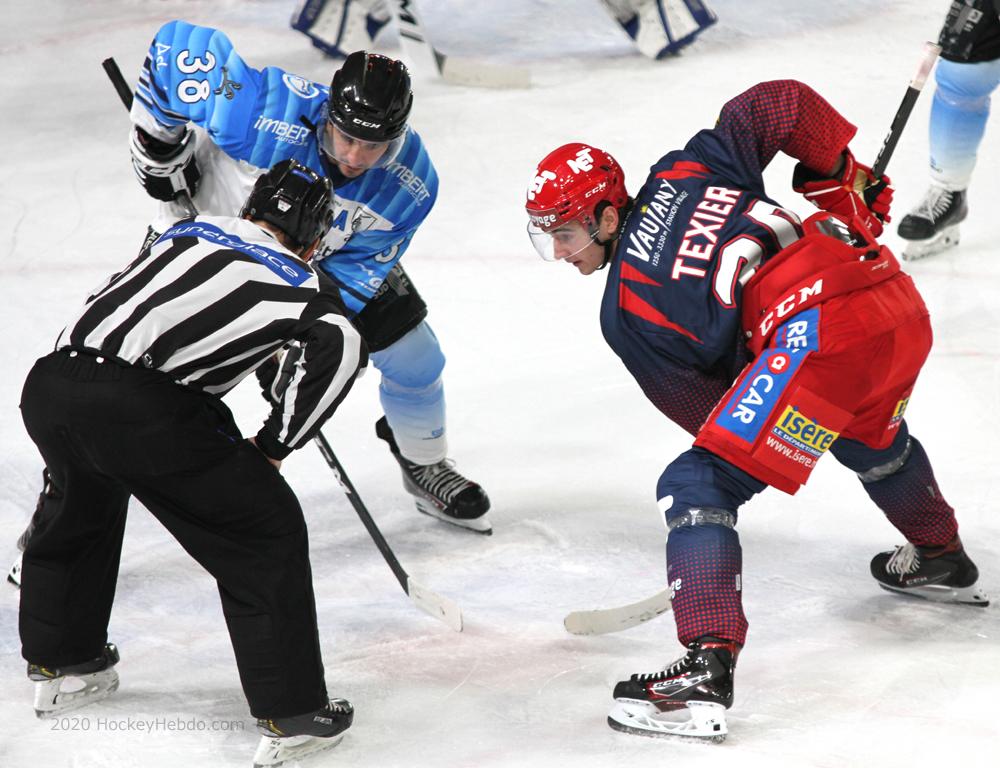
[607, 700, 727, 742]
[252, 732, 345, 768]
[414, 499, 493, 535]
[901, 225, 960, 261]
[34, 670, 120, 718]
[879, 581, 989, 607]
[7, 553, 22, 588]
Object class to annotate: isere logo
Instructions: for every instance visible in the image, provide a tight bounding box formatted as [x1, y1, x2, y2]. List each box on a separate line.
[771, 406, 839, 456]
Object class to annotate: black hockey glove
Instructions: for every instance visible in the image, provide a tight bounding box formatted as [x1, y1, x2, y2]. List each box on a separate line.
[255, 346, 304, 406]
[129, 125, 201, 203]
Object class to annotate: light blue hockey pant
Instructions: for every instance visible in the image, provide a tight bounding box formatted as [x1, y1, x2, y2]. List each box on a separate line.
[370, 320, 447, 465]
[929, 57, 1000, 190]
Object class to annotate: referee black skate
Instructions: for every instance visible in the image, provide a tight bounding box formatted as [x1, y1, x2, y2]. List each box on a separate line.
[18, 160, 365, 767]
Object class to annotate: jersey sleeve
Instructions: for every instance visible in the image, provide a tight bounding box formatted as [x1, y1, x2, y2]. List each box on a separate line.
[686, 79, 858, 195]
[130, 20, 302, 164]
[254, 279, 368, 459]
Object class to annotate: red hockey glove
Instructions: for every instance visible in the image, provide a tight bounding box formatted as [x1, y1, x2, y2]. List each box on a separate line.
[792, 151, 893, 237]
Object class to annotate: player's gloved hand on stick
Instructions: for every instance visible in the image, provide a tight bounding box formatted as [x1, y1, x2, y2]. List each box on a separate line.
[792, 150, 893, 237]
[129, 125, 201, 203]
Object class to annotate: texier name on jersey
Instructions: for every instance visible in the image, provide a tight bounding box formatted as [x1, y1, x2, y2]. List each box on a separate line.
[672, 186, 743, 280]
[626, 178, 803, 310]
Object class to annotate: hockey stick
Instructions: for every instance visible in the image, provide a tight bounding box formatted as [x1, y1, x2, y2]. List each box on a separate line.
[102, 56, 199, 219]
[313, 430, 463, 632]
[872, 41, 941, 178]
[389, 0, 530, 89]
[563, 587, 672, 636]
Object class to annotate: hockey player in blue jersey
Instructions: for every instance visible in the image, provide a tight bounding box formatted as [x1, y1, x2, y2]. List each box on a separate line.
[898, 0, 1000, 259]
[526, 80, 987, 741]
[124, 21, 491, 533]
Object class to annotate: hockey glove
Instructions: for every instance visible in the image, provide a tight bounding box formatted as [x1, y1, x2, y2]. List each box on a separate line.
[255, 345, 304, 406]
[129, 125, 201, 203]
[255, 353, 282, 406]
[792, 151, 893, 237]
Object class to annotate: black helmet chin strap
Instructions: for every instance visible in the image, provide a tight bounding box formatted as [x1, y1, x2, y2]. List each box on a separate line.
[592, 198, 634, 271]
[593, 233, 616, 271]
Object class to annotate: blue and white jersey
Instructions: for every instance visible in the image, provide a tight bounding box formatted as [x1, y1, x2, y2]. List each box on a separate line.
[131, 20, 438, 316]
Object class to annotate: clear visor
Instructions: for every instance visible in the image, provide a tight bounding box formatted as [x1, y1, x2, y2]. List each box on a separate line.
[319, 119, 405, 174]
[526, 215, 597, 262]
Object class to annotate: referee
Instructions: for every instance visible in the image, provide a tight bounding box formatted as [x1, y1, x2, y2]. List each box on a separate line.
[18, 160, 365, 757]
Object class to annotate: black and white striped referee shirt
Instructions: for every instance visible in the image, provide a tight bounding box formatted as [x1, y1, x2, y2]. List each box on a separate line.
[55, 216, 367, 460]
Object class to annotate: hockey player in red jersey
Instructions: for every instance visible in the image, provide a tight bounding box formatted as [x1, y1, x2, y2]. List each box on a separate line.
[525, 80, 988, 742]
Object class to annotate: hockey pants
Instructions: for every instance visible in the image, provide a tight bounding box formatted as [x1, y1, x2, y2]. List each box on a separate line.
[19, 349, 328, 719]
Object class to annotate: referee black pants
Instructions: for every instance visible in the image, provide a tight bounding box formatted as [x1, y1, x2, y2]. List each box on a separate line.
[19, 350, 328, 719]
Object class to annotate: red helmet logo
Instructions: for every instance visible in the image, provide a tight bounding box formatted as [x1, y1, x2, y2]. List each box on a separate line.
[525, 143, 628, 232]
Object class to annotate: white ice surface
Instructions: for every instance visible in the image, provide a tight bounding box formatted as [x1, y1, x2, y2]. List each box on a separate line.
[1, 2, 998, 767]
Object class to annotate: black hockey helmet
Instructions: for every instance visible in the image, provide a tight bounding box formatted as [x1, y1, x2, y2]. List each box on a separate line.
[241, 160, 333, 253]
[327, 51, 412, 142]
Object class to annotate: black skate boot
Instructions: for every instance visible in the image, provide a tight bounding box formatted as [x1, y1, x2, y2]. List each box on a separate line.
[897, 185, 967, 260]
[253, 698, 354, 768]
[376, 416, 492, 534]
[871, 535, 988, 606]
[29, 643, 120, 718]
[608, 636, 740, 742]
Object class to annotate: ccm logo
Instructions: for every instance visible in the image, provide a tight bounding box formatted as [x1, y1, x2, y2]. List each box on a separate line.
[352, 118, 383, 129]
[758, 279, 824, 337]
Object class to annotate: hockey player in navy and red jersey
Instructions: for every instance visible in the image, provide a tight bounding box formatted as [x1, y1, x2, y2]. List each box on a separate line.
[525, 80, 988, 741]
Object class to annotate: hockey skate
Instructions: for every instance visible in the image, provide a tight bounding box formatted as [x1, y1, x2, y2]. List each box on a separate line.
[608, 636, 739, 743]
[29, 643, 120, 718]
[871, 536, 989, 607]
[375, 417, 492, 534]
[253, 698, 354, 768]
[897, 185, 967, 260]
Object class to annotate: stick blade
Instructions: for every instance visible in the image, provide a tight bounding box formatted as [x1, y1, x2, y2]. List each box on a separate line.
[440, 56, 530, 89]
[563, 588, 672, 636]
[407, 577, 464, 632]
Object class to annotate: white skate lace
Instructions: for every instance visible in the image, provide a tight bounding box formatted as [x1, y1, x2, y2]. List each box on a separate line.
[885, 543, 920, 575]
[911, 186, 954, 224]
[634, 648, 694, 681]
[408, 458, 472, 502]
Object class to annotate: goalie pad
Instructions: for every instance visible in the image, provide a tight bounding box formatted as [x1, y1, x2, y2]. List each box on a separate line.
[291, 0, 391, 59]
[600, 0, 718, 59]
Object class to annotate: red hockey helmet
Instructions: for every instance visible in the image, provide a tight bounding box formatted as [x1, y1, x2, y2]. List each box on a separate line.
[525, 143, 628, 261]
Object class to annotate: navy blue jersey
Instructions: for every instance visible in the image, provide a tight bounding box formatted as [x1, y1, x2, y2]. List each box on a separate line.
[599, 80, 857, 435]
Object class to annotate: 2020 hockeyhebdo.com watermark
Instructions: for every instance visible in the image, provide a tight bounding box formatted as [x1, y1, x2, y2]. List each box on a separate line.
[50, 715, 245, 733]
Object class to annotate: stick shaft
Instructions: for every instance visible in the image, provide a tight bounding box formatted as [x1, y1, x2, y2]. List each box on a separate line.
[313, 431, 410, 592]
[102, 57, 133, 110]
[871, 42, 941, 178]
[102, 56, 198, 218]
